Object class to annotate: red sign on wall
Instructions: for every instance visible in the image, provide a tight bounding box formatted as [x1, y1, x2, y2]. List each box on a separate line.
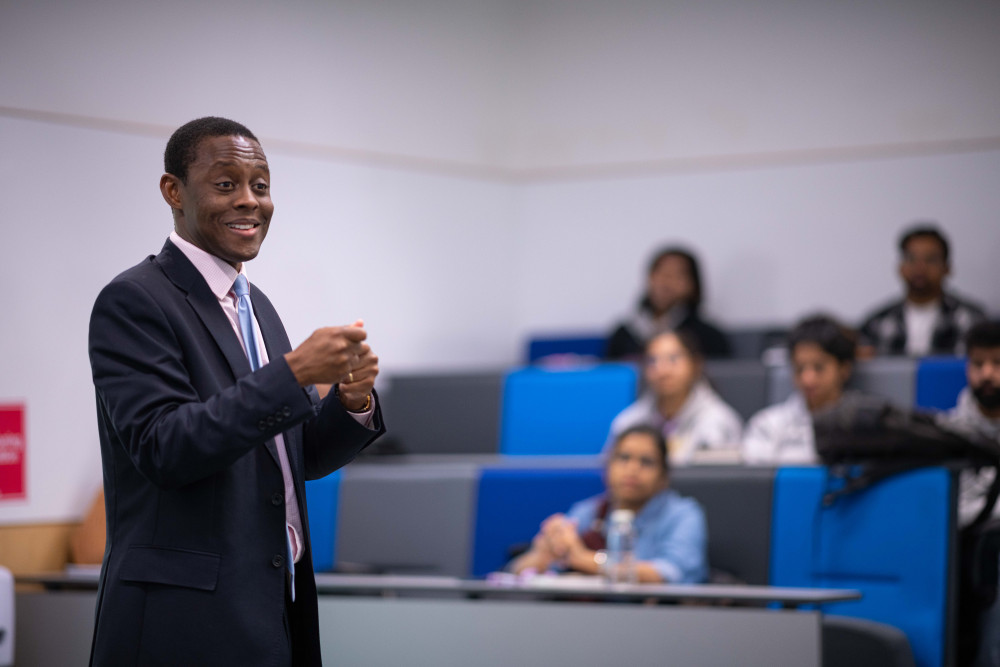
[0, 404, 26, 500]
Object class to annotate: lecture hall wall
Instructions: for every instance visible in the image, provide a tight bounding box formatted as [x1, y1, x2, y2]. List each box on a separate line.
[1, 0, 998, 524]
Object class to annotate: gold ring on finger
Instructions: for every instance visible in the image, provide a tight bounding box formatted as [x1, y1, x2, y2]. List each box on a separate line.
[348, 372, 354, 383]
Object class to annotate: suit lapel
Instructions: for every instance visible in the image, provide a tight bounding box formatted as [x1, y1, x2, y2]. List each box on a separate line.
[155, 240, 251, 379]
[154, 240, 282, 467]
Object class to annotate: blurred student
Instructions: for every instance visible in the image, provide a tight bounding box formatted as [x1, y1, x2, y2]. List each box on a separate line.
[606, 246, 730, 361]
[938, 321, 1000, 667]
[743, 315, 859, 464]
[510, 426, 707, 584]
[607, 330, 743, 464]
[939, 320, 1000, 526]
[860, 224, 985, 357]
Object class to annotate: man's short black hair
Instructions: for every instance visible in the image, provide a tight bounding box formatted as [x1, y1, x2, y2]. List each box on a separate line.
[612, 425, 669, 474]
[966, 321, 1000, 354]
[164, 117, 259, 183]
[787, 314, 857, 364]
[899, 223, 950, 264]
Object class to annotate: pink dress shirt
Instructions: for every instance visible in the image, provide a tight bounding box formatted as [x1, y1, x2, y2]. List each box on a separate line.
[169, 232, 373, 564]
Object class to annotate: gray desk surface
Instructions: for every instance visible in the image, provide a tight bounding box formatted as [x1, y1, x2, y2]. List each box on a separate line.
[18, 570, 859, 608]
[16, 584, 833, 667]
[312, 573, 861, 606]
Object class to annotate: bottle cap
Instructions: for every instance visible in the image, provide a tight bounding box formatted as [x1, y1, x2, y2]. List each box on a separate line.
[609, 509, 635, 524]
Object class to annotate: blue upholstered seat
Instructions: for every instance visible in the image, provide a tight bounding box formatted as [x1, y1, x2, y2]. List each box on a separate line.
[770, 467, 953, 667]
[470, 467, 604, 576]
[305, 471, 342, 573]
[915, 357, 967, 411]
[526, 334, 607, 363]
[499, 364, 638, 456]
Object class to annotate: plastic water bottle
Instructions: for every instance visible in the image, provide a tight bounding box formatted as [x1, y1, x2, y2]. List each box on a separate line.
[604, 509, 637, 585]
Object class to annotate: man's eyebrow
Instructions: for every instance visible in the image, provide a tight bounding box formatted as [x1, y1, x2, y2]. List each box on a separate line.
[209, 159, 270, 172]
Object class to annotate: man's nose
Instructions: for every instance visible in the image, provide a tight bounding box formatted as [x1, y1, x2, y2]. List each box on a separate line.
[233, 183, 259, 209]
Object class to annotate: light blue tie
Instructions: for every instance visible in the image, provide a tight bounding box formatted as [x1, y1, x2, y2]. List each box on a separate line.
[233, 274, 296, 597]
[233, 274, 261, 371]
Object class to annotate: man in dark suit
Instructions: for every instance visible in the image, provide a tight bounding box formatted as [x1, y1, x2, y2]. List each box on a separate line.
[88, 117, 384, 666]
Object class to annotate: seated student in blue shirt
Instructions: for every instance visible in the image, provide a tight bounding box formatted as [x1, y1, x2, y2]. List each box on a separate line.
[510, 426, 708, 584]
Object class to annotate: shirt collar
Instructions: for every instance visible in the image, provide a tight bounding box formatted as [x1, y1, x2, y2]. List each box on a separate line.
[169, 231, 246, 299]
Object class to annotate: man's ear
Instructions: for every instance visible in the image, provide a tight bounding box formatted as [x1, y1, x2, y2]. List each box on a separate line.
[160, 173, 183, 210]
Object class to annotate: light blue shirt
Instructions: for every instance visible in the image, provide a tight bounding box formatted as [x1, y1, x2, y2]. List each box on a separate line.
[566, 489, 708, 584]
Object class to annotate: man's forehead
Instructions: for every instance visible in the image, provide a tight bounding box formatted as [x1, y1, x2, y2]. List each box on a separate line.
[904, 237, 945, 255]
[194, 134, 268, 168]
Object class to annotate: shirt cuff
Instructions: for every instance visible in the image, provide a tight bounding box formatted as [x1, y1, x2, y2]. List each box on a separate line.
[348, 402, 375, 429]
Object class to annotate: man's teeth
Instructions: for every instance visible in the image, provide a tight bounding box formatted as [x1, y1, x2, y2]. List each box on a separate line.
[228, 223, 256, 230]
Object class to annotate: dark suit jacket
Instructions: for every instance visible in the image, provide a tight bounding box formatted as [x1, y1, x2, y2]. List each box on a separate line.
[88, 240, 384, 666]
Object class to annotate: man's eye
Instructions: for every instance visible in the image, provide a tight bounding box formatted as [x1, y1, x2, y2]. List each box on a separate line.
[217, 181, 234, 189]
[254, 183, 269, 192]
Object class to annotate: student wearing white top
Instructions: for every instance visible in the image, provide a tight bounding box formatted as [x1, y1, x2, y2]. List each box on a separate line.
[937, 322, 1000, 667]
[860, 224, 986, 357]
[607, 329, 742, 465]
[939, 322, 1000, 527]
[743, 315, 859, 465]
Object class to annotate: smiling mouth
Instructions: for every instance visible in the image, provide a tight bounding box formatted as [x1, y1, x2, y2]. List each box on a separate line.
[226, 222, 261, 231]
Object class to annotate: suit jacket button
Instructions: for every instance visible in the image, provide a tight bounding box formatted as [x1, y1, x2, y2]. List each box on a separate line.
[271, 492, 283, 506]
[282, 406, 292, 417]
[272, 555, 285, 569]
[258, 420, 267, 431]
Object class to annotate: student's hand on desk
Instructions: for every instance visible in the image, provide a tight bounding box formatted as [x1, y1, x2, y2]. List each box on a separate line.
[528, 531, 556, 564]
[541, 514, 582, 562]
[539, 513, 568, 554]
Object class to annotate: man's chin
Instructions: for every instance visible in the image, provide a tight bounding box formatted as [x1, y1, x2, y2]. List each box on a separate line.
[907, 284, 935, 299]
[973, 385, 1000, 411]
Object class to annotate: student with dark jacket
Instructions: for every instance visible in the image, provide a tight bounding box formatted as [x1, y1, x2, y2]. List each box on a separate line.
[606, 246, 730, 361]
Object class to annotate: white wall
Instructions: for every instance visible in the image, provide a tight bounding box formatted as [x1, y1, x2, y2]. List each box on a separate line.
[1, 0, 998, 523]
[505, 0, 1000, 171]
[513, 150, 1000, 334]
[0, 0, 515, 169]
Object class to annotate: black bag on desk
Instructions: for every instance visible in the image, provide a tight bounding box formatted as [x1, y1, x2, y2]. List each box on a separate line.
[812, 394, 1000, 527]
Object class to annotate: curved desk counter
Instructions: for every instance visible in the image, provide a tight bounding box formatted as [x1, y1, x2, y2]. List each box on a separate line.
[16, 570, 857, 666]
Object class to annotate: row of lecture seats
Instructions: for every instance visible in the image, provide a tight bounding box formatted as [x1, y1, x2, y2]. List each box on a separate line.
[525, 328, 788, 363]
[305, 463, 954, 667]
[378, 356, 968, 457]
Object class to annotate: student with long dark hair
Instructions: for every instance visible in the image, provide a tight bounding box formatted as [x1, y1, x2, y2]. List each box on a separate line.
[606, 246, 731, 360]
